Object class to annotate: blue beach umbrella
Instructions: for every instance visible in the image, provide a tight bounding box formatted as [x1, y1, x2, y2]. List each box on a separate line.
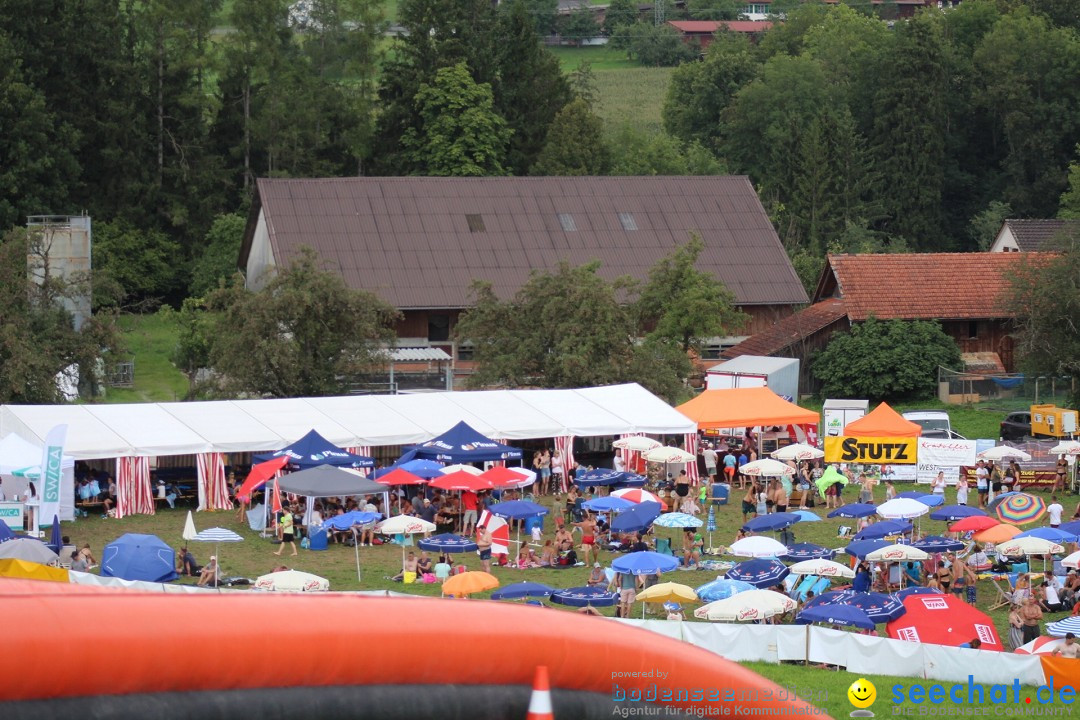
[727, 558, 789, 588]
[1060, 520, 1080, 537]
[844, 539, 890, 559]
[911, 535, 965, 553]
[916, 495, 944, 507]
[853, 520, 912, 541]
[612, 551, 679, 576]
[743, 512, 802, 533]
[487, 500, 548, 520]
[613, 474, 648, 488]
[491, 581, 556, 600]
[417, 533, 478, 553]
[898, 491, 928, 500]
[583, 497, 634, 513]
[610, 502, 662, 533]
[0, 523, 14, 543]
[782, 543, 835, 561]
[1016, 527, 1079, 544]
[550, 586, 619, 607]
[376, 460, 445, 479]
[101, 533, 177, 583]
[804, 590, 905, 624]
[695, 577, 754, 602]
[796, 604, 875, 630]
[574, 468, 624, 487]
[828, 504, 878, 519]
[930, 505, 987, 522]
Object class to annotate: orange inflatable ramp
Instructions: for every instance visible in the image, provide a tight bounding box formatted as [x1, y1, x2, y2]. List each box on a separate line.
[0, 578, 829, 719]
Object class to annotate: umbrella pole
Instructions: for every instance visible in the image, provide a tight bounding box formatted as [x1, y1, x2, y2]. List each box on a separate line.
[354, 528, 362, 584]
[215, 541, 220, 588]
[805, 624, 810, 666]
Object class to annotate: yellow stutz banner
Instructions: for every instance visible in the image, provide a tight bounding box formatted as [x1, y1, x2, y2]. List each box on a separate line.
[824, 436, 918, 464]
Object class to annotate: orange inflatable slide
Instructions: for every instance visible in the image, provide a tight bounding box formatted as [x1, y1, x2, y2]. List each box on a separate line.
[0, 578, 828, 719]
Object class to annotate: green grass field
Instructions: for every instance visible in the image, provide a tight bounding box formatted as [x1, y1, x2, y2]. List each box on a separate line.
[104, 313, 189, 404]
[57, 480, 1074, 714]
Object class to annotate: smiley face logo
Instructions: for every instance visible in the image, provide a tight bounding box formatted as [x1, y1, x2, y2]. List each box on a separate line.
[848, 678, 877, 715]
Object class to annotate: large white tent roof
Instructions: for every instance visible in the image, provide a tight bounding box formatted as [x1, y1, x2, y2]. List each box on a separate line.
[0, 383, 695, 460]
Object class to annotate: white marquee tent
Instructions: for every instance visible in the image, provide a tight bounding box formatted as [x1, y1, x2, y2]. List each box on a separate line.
[0, 384, 696, 460]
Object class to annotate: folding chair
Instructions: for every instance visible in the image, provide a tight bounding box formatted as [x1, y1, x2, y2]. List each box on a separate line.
[988, 576, 1015, 611]
[790, 575, 815, 601]
[809, 576, 831, 597]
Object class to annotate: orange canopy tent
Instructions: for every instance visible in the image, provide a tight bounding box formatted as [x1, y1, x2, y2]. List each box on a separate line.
[843, 403, 921, 437]
[675, 387, 818, 430]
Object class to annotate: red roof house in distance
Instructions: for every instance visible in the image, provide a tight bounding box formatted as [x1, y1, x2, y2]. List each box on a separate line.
[722, 252, 1054, 387]
[667, 20, 773, 50]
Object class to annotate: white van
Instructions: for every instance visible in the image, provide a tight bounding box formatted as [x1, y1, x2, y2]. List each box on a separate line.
[902, 410, 964, 439]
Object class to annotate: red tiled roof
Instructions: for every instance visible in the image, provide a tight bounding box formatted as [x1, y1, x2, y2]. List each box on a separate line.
[818, 253, 1054, 321]
[243, 176, 808, 310]
[721, 298, 848, 359]
[667, 20, 773, 33]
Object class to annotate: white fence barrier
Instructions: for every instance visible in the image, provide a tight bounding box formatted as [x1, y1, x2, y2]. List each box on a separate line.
[619, 620, 1047, 686]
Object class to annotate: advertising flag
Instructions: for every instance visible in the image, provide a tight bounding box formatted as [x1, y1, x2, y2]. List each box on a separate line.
[38, 424, 68, 528]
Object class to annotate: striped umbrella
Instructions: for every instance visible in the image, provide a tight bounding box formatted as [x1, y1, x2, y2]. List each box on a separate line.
[995, 493, 1046, 525]
[1047, 617, 1080, 638]
[190, 527, 244, 588]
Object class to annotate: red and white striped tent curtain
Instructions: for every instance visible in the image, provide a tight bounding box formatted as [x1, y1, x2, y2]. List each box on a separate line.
[347, 447, 372, 476]
[618, 433, 645, 473]
[684, 433, 700, 486]
[197, 452, 232, 511]
[491, 439, 507, 468]
[116, 456, 154, 519]
[554, 436, 576, 493]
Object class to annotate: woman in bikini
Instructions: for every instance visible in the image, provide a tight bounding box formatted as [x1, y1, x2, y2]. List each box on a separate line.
[936, 561, 953, 593]
[1056, 456, 1069, 494]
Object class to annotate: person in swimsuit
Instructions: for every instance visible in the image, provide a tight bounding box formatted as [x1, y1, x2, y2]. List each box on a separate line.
[741, 483, 757, 522]
[575, 513, 599, 565]
[477, 526, 493, 572]
[936, 561, 953, 592]
[1057, 456, 1069, 494]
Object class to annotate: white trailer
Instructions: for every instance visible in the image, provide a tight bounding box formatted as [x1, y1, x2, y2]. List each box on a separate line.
[822, 399, 869, 437]
[704, 356, 800, 402]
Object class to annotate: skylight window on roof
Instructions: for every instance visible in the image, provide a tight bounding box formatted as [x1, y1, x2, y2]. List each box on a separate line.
[618, 212, 637, 231]
[557, 213, 577, 232]
[466, 214, 485, 232]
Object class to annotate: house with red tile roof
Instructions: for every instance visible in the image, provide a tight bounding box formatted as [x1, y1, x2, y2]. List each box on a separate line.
[723, 252, 1054, 386]
[666, 20, 772, 50]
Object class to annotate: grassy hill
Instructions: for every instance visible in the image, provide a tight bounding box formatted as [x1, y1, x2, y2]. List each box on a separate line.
[105, 313, 189, 404]
[549, 47, 673, 135]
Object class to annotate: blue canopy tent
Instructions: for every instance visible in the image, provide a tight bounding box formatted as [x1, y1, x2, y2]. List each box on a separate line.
[101, 533, 178, 583]
[405, 422, 522, 463]
[254, 429, 374, 469]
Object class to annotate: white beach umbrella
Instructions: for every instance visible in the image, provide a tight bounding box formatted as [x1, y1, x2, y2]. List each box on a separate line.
[864, 544, 930, 562]
[694, 589, 795, 622]
[978, 446, 1032, 462]
[876, 498, 930, 520]
[772, 444, 825, 461]
[254, 569, 329, 592]
[739, 459, 796, 477]
[613, 437, 662, 452]
[728, 536, 788, 558]
[788, 559, 855, 578]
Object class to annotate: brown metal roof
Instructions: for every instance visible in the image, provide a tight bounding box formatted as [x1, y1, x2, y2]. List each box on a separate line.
[721, 298, 848, 359]
[1002, 219, 1080, 252]
[243, 176, 808, 310]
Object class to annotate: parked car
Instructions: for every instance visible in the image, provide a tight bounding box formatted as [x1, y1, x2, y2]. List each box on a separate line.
[920, 428, 968, 440]
[1000, 411, 1033, 442]
[902, 410, 952, 435]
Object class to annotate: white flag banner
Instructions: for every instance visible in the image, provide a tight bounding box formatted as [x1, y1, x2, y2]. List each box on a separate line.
[916, 438, 977, 485]
[38, 424, 68, 527]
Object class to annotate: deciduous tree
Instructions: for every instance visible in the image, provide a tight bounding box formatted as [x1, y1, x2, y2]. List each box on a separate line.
[532, 98, 611, 176]
[205, 247, 399, 397]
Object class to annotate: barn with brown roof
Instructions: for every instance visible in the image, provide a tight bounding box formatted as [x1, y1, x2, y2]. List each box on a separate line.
[722, 252, 1054, 389]
[238, 176, 809, 374]
[989, 219, 1079, 253]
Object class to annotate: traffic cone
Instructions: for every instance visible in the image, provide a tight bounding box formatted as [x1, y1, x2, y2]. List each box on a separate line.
[526, 665, 555, 720]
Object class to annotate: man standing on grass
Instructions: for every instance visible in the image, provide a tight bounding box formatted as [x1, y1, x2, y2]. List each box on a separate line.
[703, 443, 717, 481]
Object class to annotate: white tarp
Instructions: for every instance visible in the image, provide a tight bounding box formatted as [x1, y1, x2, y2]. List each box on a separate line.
[0, 384, 695, 460]
[68, 570, 222, 593]
[621, 621, 1047, 687]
